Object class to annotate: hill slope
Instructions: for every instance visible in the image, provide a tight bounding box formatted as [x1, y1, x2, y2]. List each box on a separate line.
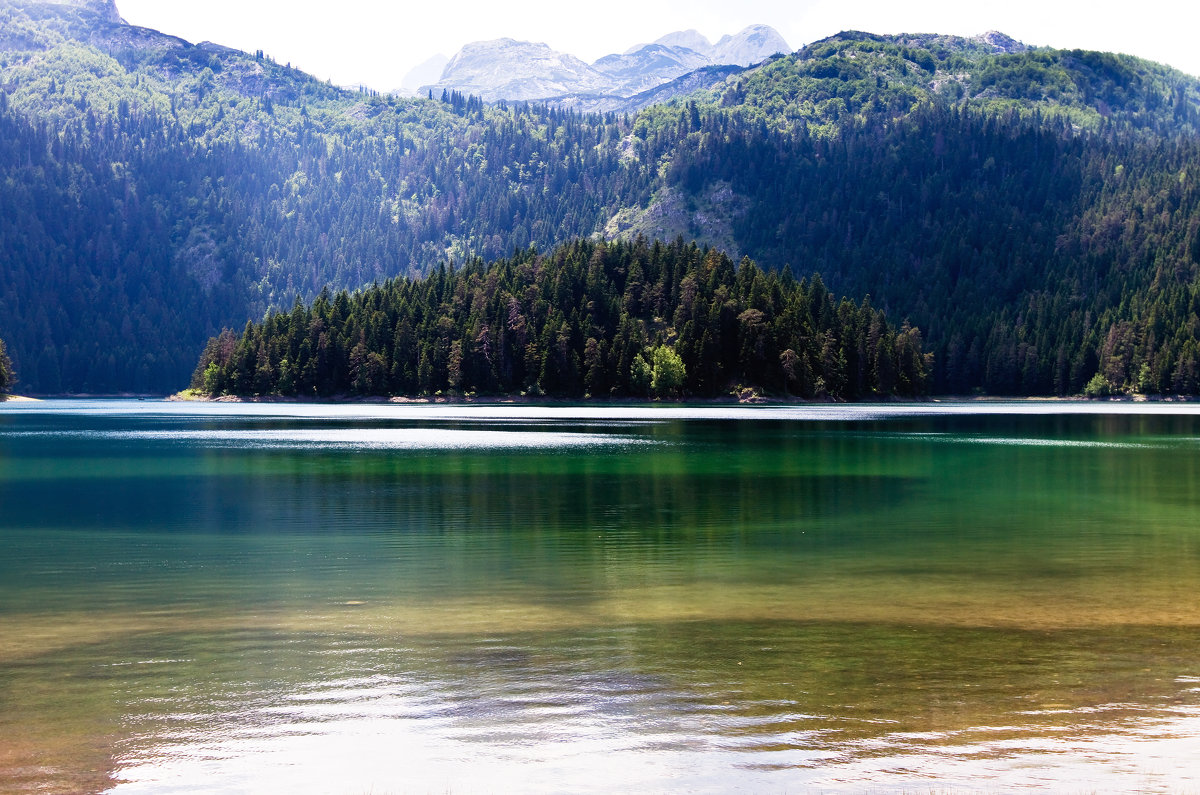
[2, 4, 1200, 396]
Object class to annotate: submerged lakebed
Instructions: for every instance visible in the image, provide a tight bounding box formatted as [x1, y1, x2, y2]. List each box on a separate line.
[1, 400, 1199, 792]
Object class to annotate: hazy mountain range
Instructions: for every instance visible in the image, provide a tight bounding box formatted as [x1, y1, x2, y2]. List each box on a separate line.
[411, 25, 789, 102]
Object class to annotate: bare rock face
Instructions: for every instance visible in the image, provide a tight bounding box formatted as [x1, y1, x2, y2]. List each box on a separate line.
[592, 44, 711, 96]
[422, 39, 607, 102]
[711, 24, 790, 67]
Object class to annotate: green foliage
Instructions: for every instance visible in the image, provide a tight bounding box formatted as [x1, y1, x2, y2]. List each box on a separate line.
[673, 31, 1200, 138]
[193, 238, 930, 401]
[0, 336, 14, 393]
[1084, 372, 1114, 398]
[0, 37, 646, 391]
[201, 361, 221, 395]
[629, 353, 652, 398]
[650, 345, 686, 399]
[3, 9, 1200, 398]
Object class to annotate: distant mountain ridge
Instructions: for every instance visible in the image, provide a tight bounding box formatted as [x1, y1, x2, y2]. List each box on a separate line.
[419, 25, 789, 102]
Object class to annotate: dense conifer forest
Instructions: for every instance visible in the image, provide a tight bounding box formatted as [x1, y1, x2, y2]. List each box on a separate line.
[0, 335, 14, 394]
[3, 2, 1200, 397]
[191, 238, 931, 400]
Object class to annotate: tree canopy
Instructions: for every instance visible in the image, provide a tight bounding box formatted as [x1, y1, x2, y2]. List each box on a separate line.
[0, 336, 14, 394]
[192, 238, 932, 401]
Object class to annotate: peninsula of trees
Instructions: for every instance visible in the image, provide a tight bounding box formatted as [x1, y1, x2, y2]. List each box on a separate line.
[191, 239, 931, 401]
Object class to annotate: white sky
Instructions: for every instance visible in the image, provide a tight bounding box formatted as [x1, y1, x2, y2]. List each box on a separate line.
[113, 0, 1200, 91]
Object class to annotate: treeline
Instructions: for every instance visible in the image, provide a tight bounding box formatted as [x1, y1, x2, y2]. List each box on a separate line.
[192, 238, 931, 400]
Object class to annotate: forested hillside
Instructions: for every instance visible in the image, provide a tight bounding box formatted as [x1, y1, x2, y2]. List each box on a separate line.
[192, 238, 930, 400]
[0, 335, 14, 394]
[3, 1, 1200, 396]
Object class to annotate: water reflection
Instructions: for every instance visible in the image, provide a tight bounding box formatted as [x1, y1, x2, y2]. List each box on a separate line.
[17, 623, 1199, 792]
[4, 427, 656, 451]
[3, 403, 1200, 792]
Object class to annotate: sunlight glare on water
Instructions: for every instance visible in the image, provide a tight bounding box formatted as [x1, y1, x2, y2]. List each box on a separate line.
[2, 400, 1200, 792]
[5, 427, 655, 450]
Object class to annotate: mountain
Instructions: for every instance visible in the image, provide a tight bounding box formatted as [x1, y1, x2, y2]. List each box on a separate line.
[632, 26, 790, 68]
[395, 53, 448, 97]
[3, 5, 1200, 398]
[421, 25, 789, 103]
[0, 0, 194, 53]
[647, 30, 709, 52]
[420, 38, 607, 102]
[590, 44, 712, 97]
[711, 25, 791, 66]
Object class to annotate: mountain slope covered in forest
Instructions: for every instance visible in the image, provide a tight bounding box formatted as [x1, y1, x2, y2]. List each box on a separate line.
[2, 0, 1200, 397]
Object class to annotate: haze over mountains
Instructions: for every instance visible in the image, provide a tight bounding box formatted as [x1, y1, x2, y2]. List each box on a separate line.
[416, 25, 789, 102]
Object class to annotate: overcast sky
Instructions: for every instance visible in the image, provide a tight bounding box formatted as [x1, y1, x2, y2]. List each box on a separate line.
[114, 0, 1199, 91]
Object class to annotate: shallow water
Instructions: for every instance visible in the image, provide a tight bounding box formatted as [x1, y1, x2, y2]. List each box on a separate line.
[2, 400, 1200, 792]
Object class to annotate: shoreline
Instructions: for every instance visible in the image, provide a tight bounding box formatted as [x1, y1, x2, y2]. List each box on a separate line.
[11, 390, 1199, 405]
[166, 390, 793, 406]
[163, 392, 1200, 405]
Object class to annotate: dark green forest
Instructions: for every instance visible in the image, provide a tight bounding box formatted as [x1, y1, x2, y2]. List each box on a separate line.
[0, 335, 14, 393]
[193, 238, 930, 400]
[3, 2, 1200, 396]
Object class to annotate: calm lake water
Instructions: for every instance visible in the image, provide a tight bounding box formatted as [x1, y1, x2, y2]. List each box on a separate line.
[2, 400, 1200, 793]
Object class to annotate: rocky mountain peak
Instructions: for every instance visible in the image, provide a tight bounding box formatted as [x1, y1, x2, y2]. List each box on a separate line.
[650, 29, 712, 54]
[425, 38, 605, 102]
[422, 24, 790, 103]
[711, 24, 790, 66]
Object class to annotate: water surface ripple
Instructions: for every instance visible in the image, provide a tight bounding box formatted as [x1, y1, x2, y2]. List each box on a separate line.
[2, 400, 1200, 792]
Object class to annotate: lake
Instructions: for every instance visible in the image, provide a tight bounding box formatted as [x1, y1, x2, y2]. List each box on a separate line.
[2, 399, 1199, 792]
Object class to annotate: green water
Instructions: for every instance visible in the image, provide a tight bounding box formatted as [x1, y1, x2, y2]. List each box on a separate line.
[2, 401, 1200, 792]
